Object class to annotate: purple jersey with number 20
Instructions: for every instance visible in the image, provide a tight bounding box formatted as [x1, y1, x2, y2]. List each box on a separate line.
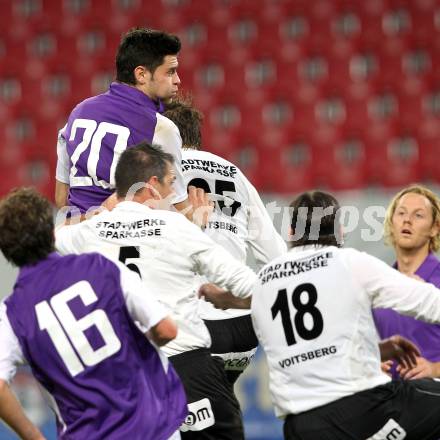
[5, 252, 187, 440]
[62, 82, 185, 213]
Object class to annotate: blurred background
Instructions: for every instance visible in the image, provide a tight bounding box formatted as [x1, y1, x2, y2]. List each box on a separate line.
[0, 0, 439, 438]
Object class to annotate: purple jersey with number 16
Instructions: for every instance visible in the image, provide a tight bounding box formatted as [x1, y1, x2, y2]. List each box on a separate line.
[58, 82, 187, 213]
[5, 252, 187, 440]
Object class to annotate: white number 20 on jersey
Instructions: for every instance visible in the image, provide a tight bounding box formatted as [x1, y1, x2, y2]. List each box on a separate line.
[69, 119, 130, 189]
[35, 281, 121, 376]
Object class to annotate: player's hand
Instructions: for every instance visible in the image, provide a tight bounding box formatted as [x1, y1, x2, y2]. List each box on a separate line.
[397, 357, 440, 380]
[199, 283, 232, 309]
[380, 360, 393, 377]
[188, 185, 214, 228]
[378, 335, 420, 370]
[199, 283, 251, 310]
[101, 192, 118, 211]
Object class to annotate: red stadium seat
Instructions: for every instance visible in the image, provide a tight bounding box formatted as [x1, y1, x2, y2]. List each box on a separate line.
[0, 165, 24, 197]
[261, 129, 315, 194]
[1, 0, 440, 198]
[324, 133, 368, 190]
[365, 125, 421, 187]
[418, 122, 440, 183]
[229, 132, 265, 190]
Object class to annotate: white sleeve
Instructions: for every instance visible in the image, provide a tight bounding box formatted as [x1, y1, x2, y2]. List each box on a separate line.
[152, 115, 187, 204]
[348, 249, 440, 323]
[245, 178, 287, 267]
[55, 125, 70, 184]
[117, 262, 169, 330]
[0, 304, 25, 383]
[183, 221, 257, 298]
[55, 223, 86, 255]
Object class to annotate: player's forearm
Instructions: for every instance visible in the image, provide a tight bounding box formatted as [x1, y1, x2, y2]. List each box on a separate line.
[219, 294, 251, 309]
[199, 284, 251, 310]
[174, 186, 213, 227]
[173, 198, 193, 222]
[432, 361, 440, 378]
[0, 380, 45, 440]
[147, 317, 178, 346]
[55, 180, 69, 209]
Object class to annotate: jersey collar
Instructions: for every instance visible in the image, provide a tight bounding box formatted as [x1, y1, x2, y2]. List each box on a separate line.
[289, 244, 328, 253]
[416, 252, 440, 280]
[17, 252, 63, 282]
[109, 82, 164, 113]
[114, 200, 153, 213]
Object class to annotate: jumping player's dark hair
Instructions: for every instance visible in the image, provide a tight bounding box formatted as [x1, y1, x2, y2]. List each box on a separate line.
[116, 28, 181, 84]
[289, 190, 342, 248]
[0, 188, 55, 267]
[164, 96, 203, 149]
[115, 141, 174, 198]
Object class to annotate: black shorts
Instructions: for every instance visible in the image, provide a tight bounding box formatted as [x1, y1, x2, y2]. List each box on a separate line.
[284, 379, 440, 440]
[204, 314, 258, 385]
[169, 348, 244, 440]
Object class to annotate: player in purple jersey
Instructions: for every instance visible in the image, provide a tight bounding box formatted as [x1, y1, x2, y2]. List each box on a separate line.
[374, 185, 440, 380]
[0, 188, 187, 440]
[55, 142, 257, 440]
[55, 28, 201, 222]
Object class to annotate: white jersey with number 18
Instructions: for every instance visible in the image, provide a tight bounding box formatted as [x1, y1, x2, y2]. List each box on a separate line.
[252, 245, 440, 418]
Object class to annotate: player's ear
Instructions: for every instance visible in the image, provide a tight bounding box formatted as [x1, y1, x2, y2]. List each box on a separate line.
[145, 177, 161, 200]
[133, 66, 149, 85]
[430, 219, 440, 238]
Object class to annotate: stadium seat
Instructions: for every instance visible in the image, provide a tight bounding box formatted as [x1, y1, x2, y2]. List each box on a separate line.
[227, 132, 266, 190]
[2, 0, 440, 198]
[262, 140, 315, 194]
[365, 125, 421, 187]
[417, 123, 440, 183]
[326, 134, 368, 190]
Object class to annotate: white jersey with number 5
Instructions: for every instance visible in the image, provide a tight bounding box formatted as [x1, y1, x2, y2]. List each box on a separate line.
[252, 245, 440, 418]
[182, 149, 286, 319]
[55, 202, 256, 356]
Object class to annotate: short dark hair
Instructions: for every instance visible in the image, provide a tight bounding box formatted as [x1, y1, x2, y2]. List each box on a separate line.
[289, 190, 341, 248]
[116, 28, 181, 84]
[115, 142, 174, 198]
[0, 188, 54, 267]
[164, 96, 203, 149]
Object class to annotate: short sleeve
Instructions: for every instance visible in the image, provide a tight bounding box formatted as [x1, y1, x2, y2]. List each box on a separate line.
[55, 125, 70, 184]
[152, 114, 187, 204]
[0, 303, 25, 383]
